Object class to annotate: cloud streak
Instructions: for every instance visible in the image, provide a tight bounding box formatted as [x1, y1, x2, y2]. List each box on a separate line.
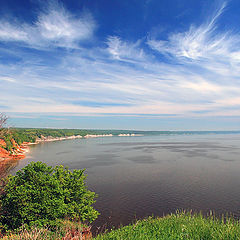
[0, 2, 95, 48]
[147, 2, 229, 60]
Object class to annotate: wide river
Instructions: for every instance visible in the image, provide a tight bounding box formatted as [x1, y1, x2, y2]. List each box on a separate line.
[8, 132, 240, 232]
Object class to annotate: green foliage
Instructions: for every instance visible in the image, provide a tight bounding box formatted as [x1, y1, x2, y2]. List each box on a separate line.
[95, 212, 240, 240]
[0, 162, 99, 231]
[2, 135, 13, 152]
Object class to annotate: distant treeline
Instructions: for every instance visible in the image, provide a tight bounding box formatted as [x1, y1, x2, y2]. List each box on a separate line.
[0, 128, 140, 152]
[12, 128, 138, 141]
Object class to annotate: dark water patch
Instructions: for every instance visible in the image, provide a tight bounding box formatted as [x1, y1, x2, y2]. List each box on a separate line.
[142, 148, 154, 154]
[67, 153, 120, 169]
[55, 151, 71, 155]
[220, 159, 236, 162]
[110, 142, 237, 151]
[68, 159, 118, 169]
[127, 155, 156, 164]
[168, 149, 221, 159]
[100, 141, 211, 146]
[86, 153, 119, 160]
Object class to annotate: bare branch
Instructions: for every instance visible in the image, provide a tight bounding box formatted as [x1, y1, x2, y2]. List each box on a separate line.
[0, 113, 9, 138]
[0, 113, 8, 129]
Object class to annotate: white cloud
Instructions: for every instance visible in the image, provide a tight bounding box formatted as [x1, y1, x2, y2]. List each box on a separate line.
[37, 6, 95, 47]
[0, 76, 16, 83]
[0, 22, 28, 42]
[0, 2, 96, 48]
[147, 1, 237, 61]
[107, 36, 146, 62]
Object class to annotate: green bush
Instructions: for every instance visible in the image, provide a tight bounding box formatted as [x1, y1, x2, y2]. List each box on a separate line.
[0, 162, 99, 230]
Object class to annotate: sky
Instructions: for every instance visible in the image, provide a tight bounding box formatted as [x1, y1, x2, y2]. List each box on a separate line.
[0, 0, 240, 130]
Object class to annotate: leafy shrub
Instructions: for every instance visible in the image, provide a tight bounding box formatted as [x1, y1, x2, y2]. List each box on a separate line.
[0, 162, 99, 230]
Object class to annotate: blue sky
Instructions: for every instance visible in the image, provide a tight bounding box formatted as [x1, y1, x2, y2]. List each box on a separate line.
[1, 0, 240, 130]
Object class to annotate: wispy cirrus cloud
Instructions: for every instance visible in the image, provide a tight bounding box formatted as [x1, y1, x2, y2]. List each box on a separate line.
[36, 4, 95, 48]
[107, 36, 146, 62]
[146, 1, 240, 81]
[147, 2, 229, 60]
[0, 22, 28, 42]
[0, 2, 95, 48]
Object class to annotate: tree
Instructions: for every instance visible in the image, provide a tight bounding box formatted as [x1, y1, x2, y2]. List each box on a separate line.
[0, 162, 99, 230]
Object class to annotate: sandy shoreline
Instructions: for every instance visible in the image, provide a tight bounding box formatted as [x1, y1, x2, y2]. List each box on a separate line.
[35, 133, 142, 143]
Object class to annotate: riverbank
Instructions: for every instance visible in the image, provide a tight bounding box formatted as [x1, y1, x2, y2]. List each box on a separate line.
[0, 140, 31, 178]
[0, 140, 30, 162]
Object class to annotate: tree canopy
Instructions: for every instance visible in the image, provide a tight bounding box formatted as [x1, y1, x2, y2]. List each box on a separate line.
[0, 162, 99, 230]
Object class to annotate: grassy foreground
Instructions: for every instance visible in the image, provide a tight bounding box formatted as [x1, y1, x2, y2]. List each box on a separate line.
[95, 212, 240, 240]
[1, 212, 240, 239]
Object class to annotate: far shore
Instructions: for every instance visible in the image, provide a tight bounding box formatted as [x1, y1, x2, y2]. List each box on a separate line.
[0, 133, 143, 164]
[35, 133, 143, 143]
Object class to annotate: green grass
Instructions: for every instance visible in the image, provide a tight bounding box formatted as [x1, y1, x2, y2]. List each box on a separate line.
[94, 212, 240, 240]
[1, 212, 240, 239]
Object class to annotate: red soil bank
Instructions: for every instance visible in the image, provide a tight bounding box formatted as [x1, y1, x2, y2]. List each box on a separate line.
[0, 139, 27, 162]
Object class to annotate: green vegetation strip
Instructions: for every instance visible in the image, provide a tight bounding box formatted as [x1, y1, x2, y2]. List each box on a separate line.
[0, 127, 138, 151]
[94, 212, 240, 240]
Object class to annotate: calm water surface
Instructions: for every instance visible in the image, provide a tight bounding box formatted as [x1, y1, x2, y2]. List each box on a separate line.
[9, 133, 240, 232]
